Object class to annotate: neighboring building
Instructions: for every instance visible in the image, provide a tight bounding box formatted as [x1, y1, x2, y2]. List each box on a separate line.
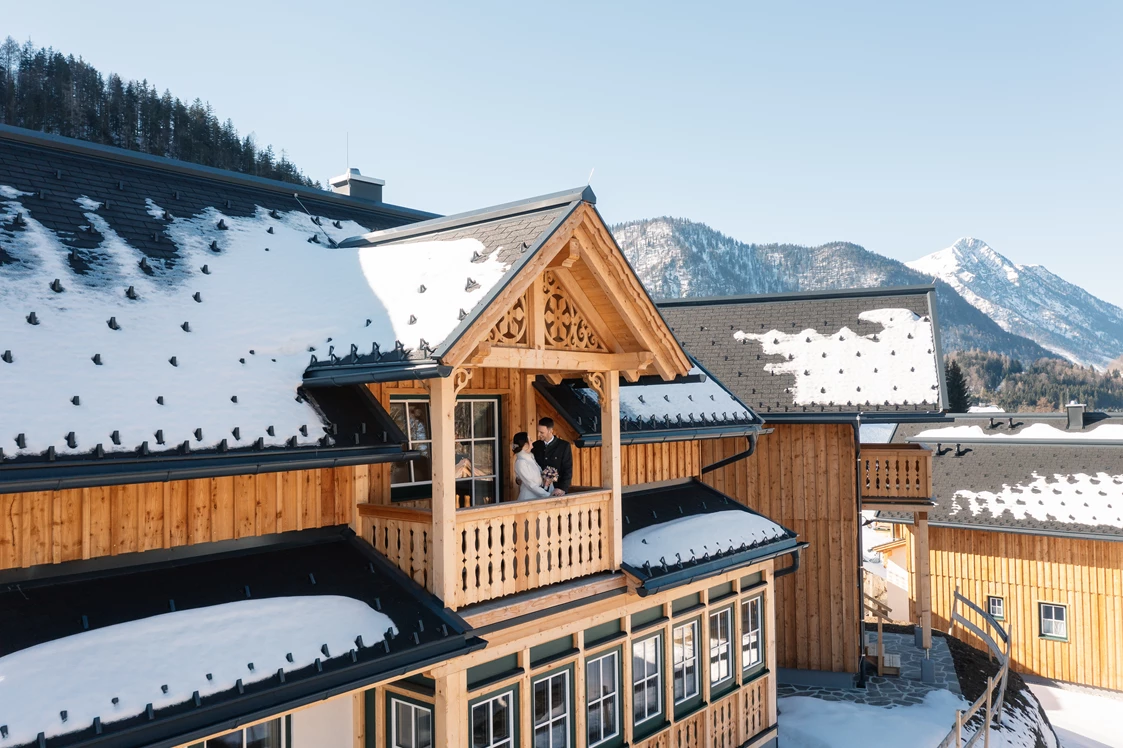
[657, 287, 948, 679]
[0, 125, 800, 748]
[882, 406, 1123, 691]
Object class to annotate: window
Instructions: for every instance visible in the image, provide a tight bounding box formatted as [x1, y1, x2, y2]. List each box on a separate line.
[533, 670, 570, 748]
[391, 698, 433, 748]
[1040, 603, 1067, 640]
[389, 397, 500, 506]
[586, 652, 619, 747]
[632, 634, 662, 725]
[741, 596, 763, 671]
[472, 691, 514, 748]
[201, 719, 284, 747]
[672, 621, 699, 704]
[709, 608, 734, 685]
[988, 596, 1005, 621]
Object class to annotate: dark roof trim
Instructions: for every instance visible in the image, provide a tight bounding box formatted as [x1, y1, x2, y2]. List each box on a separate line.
[0, 124, 435, 222]
[876, 515, 1123, 544]
[576, 424, 762, 448]
[655, 284, 938, 308]
[758, 411, 948, 425]
[303, 361, 453, 387]
[339, 186, 594, 248]
[926, 287, 950, 410]
[905, 436, 1123, 447]
[0, 444, 418, 495]
[624, 541, 805, 596]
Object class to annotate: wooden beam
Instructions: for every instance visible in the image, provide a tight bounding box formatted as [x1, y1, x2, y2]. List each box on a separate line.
[915, 511, 932, 649]
[543, 372, 564, 386]
[560, 237, 581, 268]
[764, 562, 778, 727]
[434, 669, 467, 748]
[522, 372, 538, 435]
[860, 500, 936, 513]
[550, 265, 623, 353]
[472, 347, 653, 372]
[459, 574, 627, 629]
[596, 371, 622, 569]
[428, 375, 458, 609]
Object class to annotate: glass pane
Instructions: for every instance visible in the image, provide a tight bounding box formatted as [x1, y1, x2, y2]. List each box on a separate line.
[550, 677, 565, 717]
[587, 661, 601, 697]
[473, 478, 497, 506]
[534, 681, 548, 722]
[534, 725, 550, 748]
[493, 696, 510, 739]
[551, 722, 565, 748]
[455, 402, 472, 440]
[412, 444, 432, 484]
[588, 706, 601, 744]
[633, 682, 645, 721]
[455, 441, 474, 478]
[646, 680, 659, 713]
[603, 659, 615, 692]
[474, 400, 496, 438]
[407, 403, 430, 442]
[206, 733, 242, 748]
[474, 441, 495, 476]
[417, 710, 432, 748]
[395, 703, 413, 748]
[674, 668, 684, 701]
[245, 720, 281, 748]
[391, 458, 412, 486]
[472, 704, 489, 748]
[390, 402, 407, 434]
[604, 695, 616, 735]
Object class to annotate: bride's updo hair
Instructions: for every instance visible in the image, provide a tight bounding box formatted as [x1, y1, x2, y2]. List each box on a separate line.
[512, 431, 531, 453]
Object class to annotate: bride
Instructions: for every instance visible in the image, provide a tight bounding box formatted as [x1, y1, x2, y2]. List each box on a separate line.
[512, 432, 552, 500]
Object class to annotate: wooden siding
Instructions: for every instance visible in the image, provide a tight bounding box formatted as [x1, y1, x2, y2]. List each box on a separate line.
[701, 424, 861, 674]
[0, 466, 363, 572]
[910, 524, 1123, 691]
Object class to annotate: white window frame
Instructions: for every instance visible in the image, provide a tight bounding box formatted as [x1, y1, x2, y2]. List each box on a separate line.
[532, 670, 571, 748]
[585, 651, 620, 747]
[709, 607, 734, 686]
[672, 620, 699, 705]
[471, 690, 515, 748]
[389, 398, 435, 488]
[203, 718, 285, 747]
[1039, 602, 1068, 640]
[391, 698, 433, 748]
[987, 595, 1005, 621]
[632, 633, 663, 726]
[741, 595, 763, 671]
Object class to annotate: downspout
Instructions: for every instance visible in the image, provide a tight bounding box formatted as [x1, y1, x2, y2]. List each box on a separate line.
[853, 413, 867, 688]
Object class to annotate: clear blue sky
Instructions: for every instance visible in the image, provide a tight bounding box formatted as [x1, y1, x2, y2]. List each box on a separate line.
[6, 1, 1122, 304]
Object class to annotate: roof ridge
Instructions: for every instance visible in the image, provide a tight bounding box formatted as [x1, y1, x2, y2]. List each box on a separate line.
[656, 284, 937, 307]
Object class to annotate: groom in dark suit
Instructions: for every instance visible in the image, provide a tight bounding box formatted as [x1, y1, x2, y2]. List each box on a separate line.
[532, 417, 573, 496]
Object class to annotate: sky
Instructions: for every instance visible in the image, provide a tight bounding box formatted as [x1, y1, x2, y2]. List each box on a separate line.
[5, 1, 1122, 305]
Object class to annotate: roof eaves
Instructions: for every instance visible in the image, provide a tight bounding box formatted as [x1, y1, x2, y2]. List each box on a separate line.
[874, 515, 1123, 544]
[656, 284, 938, 308]
[926, 287, 950, 412]
[303, 361, 453, 387]
[577, 424, 763, 448]
[624, 539, 803, 596]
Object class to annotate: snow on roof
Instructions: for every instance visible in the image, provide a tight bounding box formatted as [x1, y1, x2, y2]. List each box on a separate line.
[0, 595, 395, 746]
[0, 188, 509, 458]
[914, 423, 1123, 443]
[622, 509, 787, 569]
[967, 405, 1005, 413]
[575, 367, 754, 424]
[733, 308, 940, 407]
[949, 472, 1123, 529]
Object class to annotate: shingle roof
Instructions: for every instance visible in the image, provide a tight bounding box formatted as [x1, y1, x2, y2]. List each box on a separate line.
[658, 287, 947, 420]
[0, 526, 479, 748]
[880, 414, 1123, 541]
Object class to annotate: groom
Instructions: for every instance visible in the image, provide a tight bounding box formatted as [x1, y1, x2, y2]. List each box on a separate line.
[532, 417, 573, 496]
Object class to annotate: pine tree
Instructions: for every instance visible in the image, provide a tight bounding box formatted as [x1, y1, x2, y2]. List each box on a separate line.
[0, 37, 317, 187]
[945, 359, 971, 412]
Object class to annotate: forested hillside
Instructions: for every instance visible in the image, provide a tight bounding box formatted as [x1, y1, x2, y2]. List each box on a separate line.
[0, 37, 315, 186]
[952, 350, 1123, 411]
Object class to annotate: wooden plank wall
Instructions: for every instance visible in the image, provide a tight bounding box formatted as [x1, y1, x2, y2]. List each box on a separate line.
[0, 466, 361, 572]
[910, 524, 1123, 691]
[700, 424, 861, 674]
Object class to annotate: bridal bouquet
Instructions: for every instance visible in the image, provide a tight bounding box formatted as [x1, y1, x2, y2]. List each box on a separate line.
[541, 466, 559, 485]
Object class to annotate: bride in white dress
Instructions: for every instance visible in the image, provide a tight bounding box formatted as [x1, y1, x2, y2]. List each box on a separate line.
[512, 431, 551, 500]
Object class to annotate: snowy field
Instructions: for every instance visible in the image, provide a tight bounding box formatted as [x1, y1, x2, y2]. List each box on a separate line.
[1028, 681, 1123, 748]
[777, 691, 968, 748]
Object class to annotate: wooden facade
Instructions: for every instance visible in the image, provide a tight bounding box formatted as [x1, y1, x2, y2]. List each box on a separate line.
[907, 524, 1123, 691]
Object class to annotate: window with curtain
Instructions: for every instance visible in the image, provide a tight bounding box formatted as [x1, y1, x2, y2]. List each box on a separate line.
[1039, 603, 1067, 640]
[672, 621, 698, 704]
[586, 651, 619, 747]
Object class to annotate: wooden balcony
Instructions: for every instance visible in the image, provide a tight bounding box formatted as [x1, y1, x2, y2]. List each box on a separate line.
[358, 487, 613, 608]
[633, 674, 773, 748]
[860, 443, 932, 503]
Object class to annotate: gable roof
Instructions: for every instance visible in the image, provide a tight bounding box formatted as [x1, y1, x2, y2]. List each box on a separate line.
[535, 358, 763, 447]
[879, 413, 1123, 541]
[658, 286, 948, 421]
[0, 526, 480, 748]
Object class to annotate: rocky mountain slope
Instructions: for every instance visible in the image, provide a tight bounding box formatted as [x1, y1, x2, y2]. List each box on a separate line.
[614, 217, 1056, 363]
[908, 238, 1123, 369]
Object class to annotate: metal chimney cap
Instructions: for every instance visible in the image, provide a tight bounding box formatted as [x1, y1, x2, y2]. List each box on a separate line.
[330, 168, 385, 188]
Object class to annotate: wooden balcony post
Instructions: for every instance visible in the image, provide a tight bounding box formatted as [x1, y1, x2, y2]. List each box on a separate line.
[429, 373, 458, 608]
[434, 668, 467, 748]
[587, 370, 622, 569]
[764, 563, 778, 727]
[914, 511, 932, 649]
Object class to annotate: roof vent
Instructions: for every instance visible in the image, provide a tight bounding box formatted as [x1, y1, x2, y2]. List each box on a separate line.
[329, 168, 385, 204]
[1066, 401, 1086, 431]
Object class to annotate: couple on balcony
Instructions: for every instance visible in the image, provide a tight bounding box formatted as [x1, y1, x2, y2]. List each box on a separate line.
[513, 417, 573, 501]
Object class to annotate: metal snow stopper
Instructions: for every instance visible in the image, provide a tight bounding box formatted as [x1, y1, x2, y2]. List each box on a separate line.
[321, 644, 330, 657]
[155, 430, 164, 445]
[110, 430, 120, 445]
[126, 285, 139, 300]
[107, 317, 121, 330]
[50, 278, 64, 293]
[408, 315, 417, 325]
[201, 264, 210, 274]
[266, 425, 275, 436]
[232, 427, 241, 440]
[217, 219, 228, 230]
[65, 432, 77, 449]
[192, 291, 202, 303]
[181, 321, 191, 332]
[458, 308, 468, 320]
[192, 691, 201, 707]
[209, 240, 220, 252]
[169, 356, 178, 367]
[138, 257, 152, 273]
[465, 277, 480, 291]
[230, 395, 237, 403]
[26, 311, 39, 325]
[1, 350, 11, 363]
[145, 704, 154, 720]
[71, 396, 80, 406]
[193, 428, 202, 441]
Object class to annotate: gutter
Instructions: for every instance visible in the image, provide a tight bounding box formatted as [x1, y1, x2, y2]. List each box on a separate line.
[759, 411, 949, 425]
[701, 432, 770, 475]
[874, 515, 1123, 545]
[575, 424, 762, 448]
[303, 361, 453, 387]
[0, 446, 419, 495]
[623, 540, 804, 597]
[853, 417, 868, 687]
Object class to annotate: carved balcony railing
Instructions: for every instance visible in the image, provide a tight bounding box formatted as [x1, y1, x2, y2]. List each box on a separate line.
[454, 488, 612, 608]
[633, 674, 771, 748]
[860, 443, 932, 500]
[359, 505, 433, 589]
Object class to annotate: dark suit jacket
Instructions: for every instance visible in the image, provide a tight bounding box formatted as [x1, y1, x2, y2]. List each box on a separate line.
[532, 437, 573, 492]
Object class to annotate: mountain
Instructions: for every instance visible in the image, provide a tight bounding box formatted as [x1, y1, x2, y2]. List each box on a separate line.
[908, 238, 1123, 369]
[613, 217, 1056, 363]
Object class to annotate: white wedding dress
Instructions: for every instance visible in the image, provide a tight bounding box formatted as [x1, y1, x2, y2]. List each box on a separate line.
[515, 451, 551, 500]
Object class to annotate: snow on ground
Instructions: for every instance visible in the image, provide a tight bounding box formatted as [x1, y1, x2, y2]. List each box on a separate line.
[0, 190, 510, 458]
[1028, 681, 1123, 748]
[0, 596, 396, 745]
[574, 366, 753, 423]
[948, 472, 1123, 529]
[734, 308, 939, 407]
[914, 423, 1123, 443]
[622, 509, 787, 568]
[778, 690, 967, 748]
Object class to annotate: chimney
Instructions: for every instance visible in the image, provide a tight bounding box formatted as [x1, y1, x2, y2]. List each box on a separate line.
[1065, 401, 1086, 431]
[329, 168, 385, 204]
